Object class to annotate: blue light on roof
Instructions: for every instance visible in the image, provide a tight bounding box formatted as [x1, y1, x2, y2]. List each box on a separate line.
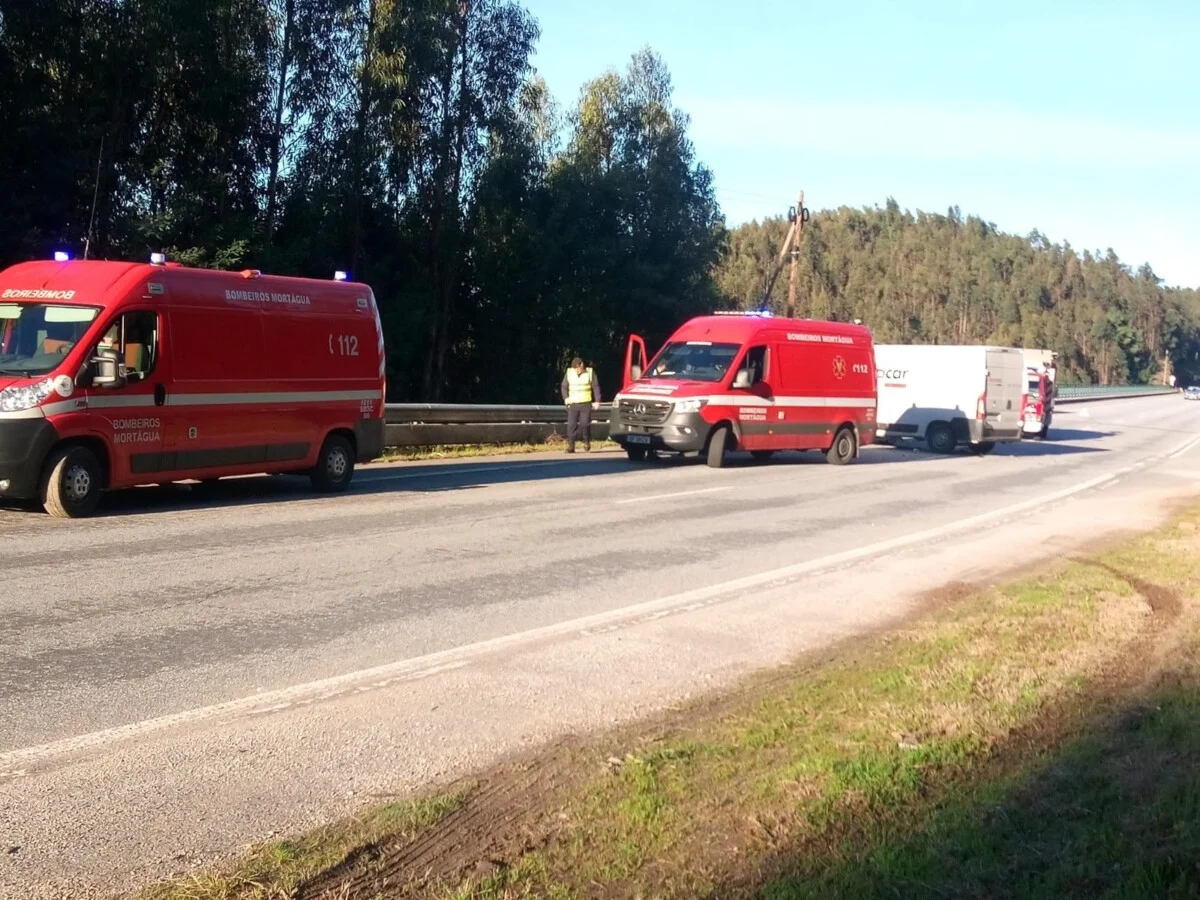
[714, 308, 774, 317]
[53, 251, 70, 262]
[334, 270, 349, 282]
[150, 252, 166, 265]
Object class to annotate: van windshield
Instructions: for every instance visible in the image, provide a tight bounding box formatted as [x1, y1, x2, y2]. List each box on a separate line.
[644, 341, 740, 383]
[0, 302, 101, 376]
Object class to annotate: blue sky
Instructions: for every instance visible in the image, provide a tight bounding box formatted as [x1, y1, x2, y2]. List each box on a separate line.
[518, 0, 1200, 288]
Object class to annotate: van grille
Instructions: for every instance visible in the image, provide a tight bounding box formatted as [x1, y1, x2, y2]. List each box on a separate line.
[618, 398, 672, 426]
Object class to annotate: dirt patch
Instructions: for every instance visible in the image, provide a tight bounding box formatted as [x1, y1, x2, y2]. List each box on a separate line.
[298, 742, 590, 898]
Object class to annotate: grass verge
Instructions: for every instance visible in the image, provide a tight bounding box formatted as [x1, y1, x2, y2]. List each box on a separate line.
[378, 438, 617, 462]
[134, 503, 1200, 900]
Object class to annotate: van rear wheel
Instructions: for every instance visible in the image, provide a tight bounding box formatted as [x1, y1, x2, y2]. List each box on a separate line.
[706, 426, 731, 468]
[926, 422, 956, 454]
[311, 434, 355, 492]
[825, 427, 857, 466]
[41, 445, 103, 519]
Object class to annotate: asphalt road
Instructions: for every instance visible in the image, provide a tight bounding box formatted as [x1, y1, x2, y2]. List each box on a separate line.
[3, 394, 1200, 898]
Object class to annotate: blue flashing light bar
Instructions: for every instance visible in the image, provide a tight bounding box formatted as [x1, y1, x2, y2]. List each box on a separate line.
[150, 252, 166, 265]
[334, 270, 349, 282]
[53, 251, 70, 262]
[713, 309, 773, 317]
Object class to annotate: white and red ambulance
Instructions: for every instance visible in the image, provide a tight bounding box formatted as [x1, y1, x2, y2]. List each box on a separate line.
[0, 254, 386, 517]
[611, 312, 878, 467]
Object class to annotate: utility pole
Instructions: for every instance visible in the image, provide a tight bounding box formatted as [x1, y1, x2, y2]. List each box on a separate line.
[785, 190, 806, 318]
[759, 190, 809, 315]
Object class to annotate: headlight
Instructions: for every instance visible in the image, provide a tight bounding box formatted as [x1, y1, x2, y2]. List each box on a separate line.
[0, 377, 57, 412]
[673, 398, 706, 414]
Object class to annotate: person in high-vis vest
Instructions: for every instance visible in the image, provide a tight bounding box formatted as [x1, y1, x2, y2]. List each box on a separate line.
[560, 356, 601, 452]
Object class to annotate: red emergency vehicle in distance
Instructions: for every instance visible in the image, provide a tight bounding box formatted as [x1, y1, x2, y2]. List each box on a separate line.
[0, 254, 386, 518]
[611, 311, 878, 467]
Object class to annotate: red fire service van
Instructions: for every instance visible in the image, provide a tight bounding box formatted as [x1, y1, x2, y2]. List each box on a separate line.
[610, 312, 878, 467]
[0, 255, 386, 517]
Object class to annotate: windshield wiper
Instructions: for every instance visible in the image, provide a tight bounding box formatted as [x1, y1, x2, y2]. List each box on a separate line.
[0, 367, 36, 377]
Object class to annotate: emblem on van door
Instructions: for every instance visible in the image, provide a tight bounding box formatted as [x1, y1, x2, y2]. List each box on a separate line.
[832, 356, 847, 379]
[189, 427, 198, 439]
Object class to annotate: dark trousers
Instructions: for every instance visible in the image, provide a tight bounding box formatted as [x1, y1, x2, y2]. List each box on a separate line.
[566, 403, 592, 450]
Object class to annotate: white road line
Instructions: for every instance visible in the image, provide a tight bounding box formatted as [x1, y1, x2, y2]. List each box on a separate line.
[615, 487, 733, 504]
[1167, 432, 1200, 459]
[0, 465, 1133, 772]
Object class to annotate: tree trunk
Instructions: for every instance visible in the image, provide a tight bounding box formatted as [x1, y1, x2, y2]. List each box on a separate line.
[422, 1, 471, 401]
[264, 0, 295, 257]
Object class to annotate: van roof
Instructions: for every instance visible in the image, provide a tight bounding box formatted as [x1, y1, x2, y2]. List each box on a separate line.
[672, 314, 872, 344]
[0, 260, 146, 303]
[0, 259, 369, 307]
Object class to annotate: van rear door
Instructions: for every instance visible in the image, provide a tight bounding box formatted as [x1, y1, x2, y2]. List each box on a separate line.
[984, 348, 1024, 436]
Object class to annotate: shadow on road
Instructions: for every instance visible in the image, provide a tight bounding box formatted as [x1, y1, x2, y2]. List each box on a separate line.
[723, 678, 1200, 899]
[1041, 427, 1117, 442]
[0, 424, 1117, 520]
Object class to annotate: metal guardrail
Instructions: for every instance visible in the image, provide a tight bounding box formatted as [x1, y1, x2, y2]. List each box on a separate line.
[385, 403, 613, 447]
[1054, 384, 1177, 402]
[382, 386, 1177, 448]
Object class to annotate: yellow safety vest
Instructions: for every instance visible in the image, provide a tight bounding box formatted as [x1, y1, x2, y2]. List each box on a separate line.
[566, 367, 594, 404]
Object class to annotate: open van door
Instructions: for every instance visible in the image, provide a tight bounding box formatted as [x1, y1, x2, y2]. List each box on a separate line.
[623, 333, 648, 390]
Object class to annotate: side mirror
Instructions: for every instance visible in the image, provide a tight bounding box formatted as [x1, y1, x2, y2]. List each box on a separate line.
[630, 364, 643, 381]
[91, 346, 125, 389]
[733, 369, 752, 390]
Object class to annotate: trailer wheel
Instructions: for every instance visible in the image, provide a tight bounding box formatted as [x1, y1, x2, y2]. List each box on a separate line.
[826, 426, 857, 466]
[926, 422, 956, 454]
[706, 426, 731, 468]
[968, 441, 995, 456]
[41, 445, 104, 519]
[311, 434, 355, 492]
[625, 447, 647, 462]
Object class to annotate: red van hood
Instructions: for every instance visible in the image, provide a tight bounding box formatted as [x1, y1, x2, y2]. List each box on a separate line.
[0, 375, 19, 394]
[620, 379, 713, 399]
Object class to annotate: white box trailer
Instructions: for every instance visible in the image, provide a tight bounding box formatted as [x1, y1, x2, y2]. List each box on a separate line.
[874, 344, 1027, 455]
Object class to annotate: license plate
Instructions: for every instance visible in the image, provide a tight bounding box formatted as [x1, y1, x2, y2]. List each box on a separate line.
[626, 434, 651, 445]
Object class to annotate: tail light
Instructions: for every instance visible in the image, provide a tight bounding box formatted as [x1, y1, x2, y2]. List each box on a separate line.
[976, 393, 986, 420]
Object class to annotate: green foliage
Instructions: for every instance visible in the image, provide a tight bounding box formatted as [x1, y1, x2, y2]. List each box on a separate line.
[0, 5, 722, 403]
[2, 8, 1196, 399]
[715, 200, 1200, 385]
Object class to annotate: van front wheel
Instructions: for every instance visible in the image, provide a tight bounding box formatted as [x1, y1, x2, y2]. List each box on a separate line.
[312, 434, 355, 493]
[825, 427, 857, 466]
[706, 426, 731, 468]
[41, 445, 104, 518]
